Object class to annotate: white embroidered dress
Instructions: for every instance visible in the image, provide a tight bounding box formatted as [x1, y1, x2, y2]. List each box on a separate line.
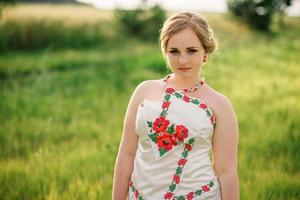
[128, 81, 221, 200]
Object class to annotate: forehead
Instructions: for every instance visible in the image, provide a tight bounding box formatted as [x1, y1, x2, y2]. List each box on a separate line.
[167, 28, 202, 49]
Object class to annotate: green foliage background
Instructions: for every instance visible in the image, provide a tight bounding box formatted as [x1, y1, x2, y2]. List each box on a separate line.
[227, 0, 293, 31]
[0, 3, 300, 200]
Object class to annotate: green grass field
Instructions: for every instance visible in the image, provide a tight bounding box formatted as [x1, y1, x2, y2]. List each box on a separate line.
[0, 4, 300, 200]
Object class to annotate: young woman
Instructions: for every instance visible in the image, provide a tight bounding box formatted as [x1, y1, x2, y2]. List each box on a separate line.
[113, 11, 239, 200]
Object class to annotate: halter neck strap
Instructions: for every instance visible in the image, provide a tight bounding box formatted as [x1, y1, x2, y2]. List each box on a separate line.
[163, 74, 205, 93]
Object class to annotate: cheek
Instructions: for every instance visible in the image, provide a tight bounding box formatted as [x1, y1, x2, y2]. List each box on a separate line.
[166, 55, 176, 66]
[192, 54, 205, 63]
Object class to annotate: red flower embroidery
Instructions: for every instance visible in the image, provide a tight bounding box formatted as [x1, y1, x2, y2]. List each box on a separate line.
[210, 115, 214, 125]
[174, 125, 188, 141]
[166, 88, 175, 94]
[201, 185, 210, 192]
[129, 181, 133, 187]
[183, 95, 190, 102]
[157, 134, 175, 151]
[153, 117, 170, 133]
[173, 174, 180, 184]
[199, 103, 208, 109]
[162, 101, 171, 109]
[134, 190, 139, 198]
[187, 192, 194, 200]
[164, 192, 174, 199]
[178, 158, 187, 166]
[185, 144, 192, 151]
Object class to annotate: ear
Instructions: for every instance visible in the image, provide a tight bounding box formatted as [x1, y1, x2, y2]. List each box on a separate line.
[203, 54, 208, 62]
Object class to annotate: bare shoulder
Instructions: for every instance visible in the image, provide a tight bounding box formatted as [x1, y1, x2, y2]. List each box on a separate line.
[132, 79, 164, 104]
[135, 79, 163, 92]
[203, 84, 236, 118]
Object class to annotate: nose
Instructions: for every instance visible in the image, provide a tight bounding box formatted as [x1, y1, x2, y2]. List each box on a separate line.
[179, 54, 188, 65]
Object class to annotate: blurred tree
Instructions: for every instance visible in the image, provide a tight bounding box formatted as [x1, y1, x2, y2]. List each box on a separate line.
[114, 4, 166, 42]
[227, 0, 294, 31]
[0, 0, 17, 17]
[18, 0, 78, 2]
[0, 0, 18, 6]
[0, 0, 17, 2]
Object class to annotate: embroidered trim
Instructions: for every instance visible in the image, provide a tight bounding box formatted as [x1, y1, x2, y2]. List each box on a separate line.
[166, 88, 216, 128]
[163, 74, 205, 93]
[146, 90, 191, 157]
[172, 180, 215, 200]
[146, 88, 216, 157]
[129, 181, 144, 200]
[129, 179, 216, 200]
[133, 84, 217, 199]
[164, 138, 195, 199]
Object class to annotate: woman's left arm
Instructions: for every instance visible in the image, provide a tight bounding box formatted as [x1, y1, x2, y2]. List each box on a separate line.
[212, 95, 239, 200]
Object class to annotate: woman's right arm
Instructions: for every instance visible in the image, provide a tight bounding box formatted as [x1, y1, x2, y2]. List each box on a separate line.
[112, 82, 148, 200]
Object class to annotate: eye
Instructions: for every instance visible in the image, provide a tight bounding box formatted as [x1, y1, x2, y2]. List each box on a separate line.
[187, 49, 197, 54]
[169, 50, 179, 54]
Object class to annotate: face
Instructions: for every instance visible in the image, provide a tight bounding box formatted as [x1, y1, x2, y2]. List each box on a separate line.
[165, 28, 207, 78]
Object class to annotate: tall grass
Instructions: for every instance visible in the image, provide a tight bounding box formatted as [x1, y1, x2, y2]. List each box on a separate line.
[0, 4, 300, 200]
[0, 4, 117, 51]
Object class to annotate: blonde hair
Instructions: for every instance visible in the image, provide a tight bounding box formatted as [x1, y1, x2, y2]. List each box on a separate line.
[159, 11, 217, 57]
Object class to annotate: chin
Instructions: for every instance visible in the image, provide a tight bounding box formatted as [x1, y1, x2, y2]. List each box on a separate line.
[175, 70, 198, 78]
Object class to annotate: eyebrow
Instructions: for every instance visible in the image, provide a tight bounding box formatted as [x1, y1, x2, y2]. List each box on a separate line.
[168, 47, 200, 50]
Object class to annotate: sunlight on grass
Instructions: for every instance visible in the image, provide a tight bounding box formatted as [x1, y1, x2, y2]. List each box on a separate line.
[0, 4, 299, 199]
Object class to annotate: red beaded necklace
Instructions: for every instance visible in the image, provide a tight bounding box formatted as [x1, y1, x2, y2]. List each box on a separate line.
[163, 74, 205, 93]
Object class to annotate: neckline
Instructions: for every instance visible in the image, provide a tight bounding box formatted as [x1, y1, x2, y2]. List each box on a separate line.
[163, 74, 205, 93]
[141, 96, 216, 130]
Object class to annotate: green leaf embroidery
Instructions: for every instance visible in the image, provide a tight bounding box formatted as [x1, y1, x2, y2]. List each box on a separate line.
[195, 189, 202, 195]
[147, 121, 153, 128]
[206, 110, 211, 117]
[176, 167, 182, 175]
[160, 110, 168, 117]
[209, 181, 214, 187]
[164, 94, 171, 101]
[167, 124, 175, 134]
[148, 133, 157, 142]
[188, 138, 195, 144]
[177, 195, 185, 200]
[191, 99, 200, 105]
[174, 92, 183, 98]
[138, 196, 144, 200]
[159, 148, 167, 156]
[182, 150, 188, 158]
[169, 183, 176, 192]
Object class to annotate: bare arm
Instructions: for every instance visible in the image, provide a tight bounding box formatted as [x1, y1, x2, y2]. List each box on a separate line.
[112, 82, 147, 200]
[212, 95, 239, 200]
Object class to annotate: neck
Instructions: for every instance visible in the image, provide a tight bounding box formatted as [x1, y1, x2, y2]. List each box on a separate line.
[169, 73, 201, 90]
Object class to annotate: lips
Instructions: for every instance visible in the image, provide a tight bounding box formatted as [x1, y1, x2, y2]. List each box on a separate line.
[178, 67, 191, 71]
